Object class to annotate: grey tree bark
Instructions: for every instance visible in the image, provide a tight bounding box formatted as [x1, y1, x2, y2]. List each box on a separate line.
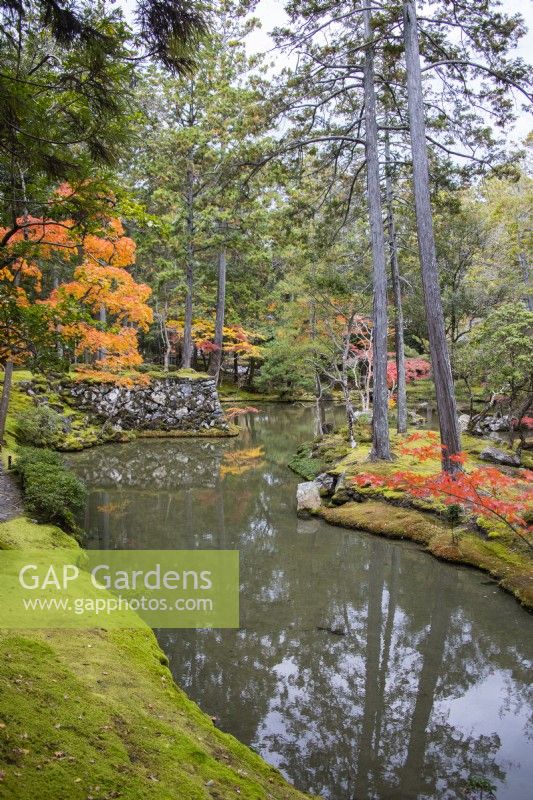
[0, 360, 13, 444]
[384, 129, 407, 434]
[363, 4, 392, 460]
[518, 252, 533, 311]
[97, 304, 107, 362]
[403, 0, 461, 472]
[182, 164, 195, 369]
[208, 241, 227, 383]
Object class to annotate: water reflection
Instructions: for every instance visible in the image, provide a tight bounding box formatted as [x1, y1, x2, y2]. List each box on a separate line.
[69, 404, 533, 800]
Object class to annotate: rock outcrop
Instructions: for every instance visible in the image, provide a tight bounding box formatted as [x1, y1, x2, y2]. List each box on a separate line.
[479, 447, 521, 467]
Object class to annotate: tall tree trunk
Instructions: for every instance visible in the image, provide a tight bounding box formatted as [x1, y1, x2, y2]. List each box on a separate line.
[0, 360, 14, 445]
[233, 352, 238, 384]
[97, 305, 107, 362]
[363, 5, 391, 461]
[53, 271, 64, 359]
[1, 181, 26, 444]
[403, 0, 461, 472]
[208, 242, 227, 383]
[182, 166, 195, 369]
[315, 372, 328, 436]
[384, 129, 407, 434]
[246, 357, 256, 390]
[310, 301, 328, 435]
[518, 252, 533, 311]
[157, 305, 171, 371]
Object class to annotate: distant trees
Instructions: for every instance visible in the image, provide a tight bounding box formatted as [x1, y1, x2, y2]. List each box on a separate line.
[270, 0, 531, 468]
[129, 0, 273, 370]
[455, 302, 533, 448]
[0, 0, 210, 441]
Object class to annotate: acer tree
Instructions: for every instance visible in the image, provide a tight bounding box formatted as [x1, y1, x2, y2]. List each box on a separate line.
[165, 318, 264, 381]
[45, 216, 153, 382]
[0, 193, 153, 440]
[354, 433, 533, 553]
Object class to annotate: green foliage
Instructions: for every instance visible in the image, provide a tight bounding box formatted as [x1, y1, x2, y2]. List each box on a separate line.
[255, 336, 315, 395]
[12, 447, 86, 531]
[456, 301, 533, 414]
[464, 775, 497, 800]
[14, 404, 63, 447]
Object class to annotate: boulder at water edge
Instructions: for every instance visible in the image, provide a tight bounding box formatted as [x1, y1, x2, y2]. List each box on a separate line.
[296, 481, 322, 518]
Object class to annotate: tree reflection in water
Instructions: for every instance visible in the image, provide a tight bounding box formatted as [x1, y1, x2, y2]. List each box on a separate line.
[69, 404, 533, 800]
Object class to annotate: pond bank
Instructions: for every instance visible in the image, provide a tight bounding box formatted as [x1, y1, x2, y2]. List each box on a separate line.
[69, 404, 533, 800]
[291, 430, 533, 610]
[0, 515, 313, 800]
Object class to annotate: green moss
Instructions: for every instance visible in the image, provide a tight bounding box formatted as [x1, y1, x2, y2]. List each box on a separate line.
[137, 426, 239, 440]
[319, 499, 533, 609]
[287, 452, 325, 480]
[0, 517, 78, 550]
[0, 517, 311, 800]
[521, 451, 533, 470]
[320, 500, 446, 545]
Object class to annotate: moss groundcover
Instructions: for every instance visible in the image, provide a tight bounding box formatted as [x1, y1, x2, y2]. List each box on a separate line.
[292, 428, 533, 610]
[0, 517, 312, 800]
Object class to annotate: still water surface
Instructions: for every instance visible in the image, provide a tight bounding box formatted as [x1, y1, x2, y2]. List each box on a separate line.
[68, 404, 533, 800]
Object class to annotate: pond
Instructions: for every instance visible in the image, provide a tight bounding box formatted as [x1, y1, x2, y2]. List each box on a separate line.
[68, 404, 533, 800]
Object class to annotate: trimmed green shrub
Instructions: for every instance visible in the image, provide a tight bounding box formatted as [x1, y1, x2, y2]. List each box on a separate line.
[14, 405, 63, 447]
[12, 447, 86, 532]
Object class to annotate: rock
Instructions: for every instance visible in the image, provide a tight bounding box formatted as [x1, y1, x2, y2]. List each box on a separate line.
[458, 414, 470, 432]
[296, 481, 322, 518]
[150, 391, 166, 405]
[315, 472, 337, 497]
[331, 472, 354, 506]
[479, 447, 520, 467]
[488, 415, 512, 432]
[473, 415, 512, 435]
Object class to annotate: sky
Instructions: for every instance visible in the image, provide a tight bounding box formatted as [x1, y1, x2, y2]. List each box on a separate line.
[245, 0, 533, 143]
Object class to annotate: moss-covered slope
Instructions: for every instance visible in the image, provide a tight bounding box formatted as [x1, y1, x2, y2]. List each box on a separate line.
[0, 518, 313, 800]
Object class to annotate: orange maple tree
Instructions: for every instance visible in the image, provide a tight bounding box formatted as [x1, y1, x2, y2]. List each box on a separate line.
[1, 185, 153, 384]
[166, 318, 264, 360]
[46, 215, 153, 382]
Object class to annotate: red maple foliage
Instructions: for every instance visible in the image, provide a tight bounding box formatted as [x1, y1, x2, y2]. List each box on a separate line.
[386, 357, 431, 389]
[352, 433, 533, 551]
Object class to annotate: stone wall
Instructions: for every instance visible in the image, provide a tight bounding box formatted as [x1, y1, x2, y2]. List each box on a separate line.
[62, 376, 229, 433]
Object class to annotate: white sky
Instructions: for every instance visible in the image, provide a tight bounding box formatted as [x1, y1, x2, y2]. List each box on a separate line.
[246, 0, 533, 143]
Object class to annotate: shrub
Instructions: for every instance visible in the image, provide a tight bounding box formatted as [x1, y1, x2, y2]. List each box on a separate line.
[12, 447, 87, 532]
[14, 404, 63, 447]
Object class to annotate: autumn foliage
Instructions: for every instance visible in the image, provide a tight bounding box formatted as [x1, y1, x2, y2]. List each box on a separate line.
[0, 185, 152, 382]
[166, 319, 264, 360]
[352, 433, 533, 550]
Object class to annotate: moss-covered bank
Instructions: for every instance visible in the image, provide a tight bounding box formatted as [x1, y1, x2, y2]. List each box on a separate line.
[0, 517, 312, 800]
[292, 429, 533, 610]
